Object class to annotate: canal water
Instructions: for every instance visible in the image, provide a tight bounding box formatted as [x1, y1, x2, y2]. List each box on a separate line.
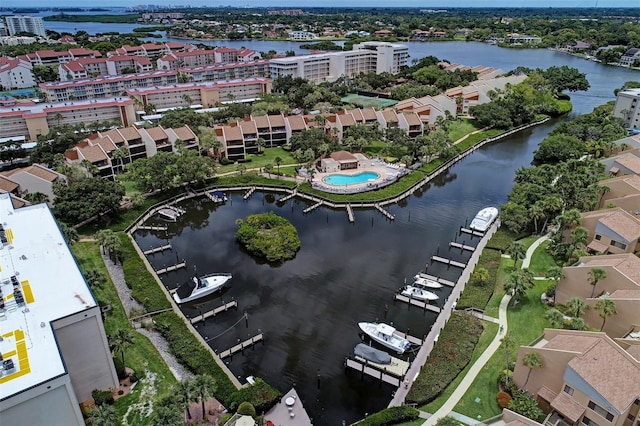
[126, 44, 639, 424]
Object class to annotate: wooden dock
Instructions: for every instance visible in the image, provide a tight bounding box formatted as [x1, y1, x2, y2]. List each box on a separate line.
[460, 227, 485, 237]
[243, 187, 256, 200]
[137, 225, 168, 232]
[156, 261, 187, 275]
[278, 190, 297, 203]
[189, 300, 238, 324]
[449, 242, 475, 252]
[431, 256, 466, 268]
[346, 204, 354, 223]
[218, 333, 264, 359]
[143, 244, 172, 255]
[393, 329, 423, 346]
[394, 294, 442, 313]
[345, 355, 410, 387]
[416, 273, 456, 287]
[204, 191, 225, 203]
[374, 204, 395, 220]
[303, 201, 324, 214]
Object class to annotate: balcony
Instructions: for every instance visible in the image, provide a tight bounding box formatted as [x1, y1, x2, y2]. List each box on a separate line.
[545, 412, 572, 426]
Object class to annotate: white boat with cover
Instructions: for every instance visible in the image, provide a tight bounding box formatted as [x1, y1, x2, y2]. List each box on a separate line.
[172, 273, 232, 304]
[401, 285, 439, 301]
[358, 322, 412, 354]
[469, 207, 499, 232]
[413, 274, 443, 289]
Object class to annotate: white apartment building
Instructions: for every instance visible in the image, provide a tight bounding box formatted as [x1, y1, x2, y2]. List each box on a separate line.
[269, 42, 408, 83]
[614, 88, 640, 129]
[4, 16, 46, 38]
[0, 58, 35, 90]
[0, 193, 118, 425]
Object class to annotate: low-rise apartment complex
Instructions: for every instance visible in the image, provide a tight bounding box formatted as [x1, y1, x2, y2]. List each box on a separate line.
[614, 88, 640, 129]
[513, 329, 640, 426]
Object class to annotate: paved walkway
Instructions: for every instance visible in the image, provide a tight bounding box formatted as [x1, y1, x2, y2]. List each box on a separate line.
[423, 234, 550, 425]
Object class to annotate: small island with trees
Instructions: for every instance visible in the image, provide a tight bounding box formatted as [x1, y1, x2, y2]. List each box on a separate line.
[235, 212, 301, 262]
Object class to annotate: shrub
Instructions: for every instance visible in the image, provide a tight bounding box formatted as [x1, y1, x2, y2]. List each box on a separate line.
[508, 394, 545, 423]
[235, 212, 301, 262]
[497, 370, 518, 396]
[129, 371, 141, 383]
[92, 389, 114, 406]
[113, 356, 127, 380]
[435, 416, 466, 426]
[220, 157, 232, 165]
[497, 391, 512, 408]
[226, 378, 281, 414]
[545, 283, 556, 298]
[218, 413, 233, 425]
[406, 312, 483, 405]
[237, 402, 256, 417]
[355, 406, 420, 426]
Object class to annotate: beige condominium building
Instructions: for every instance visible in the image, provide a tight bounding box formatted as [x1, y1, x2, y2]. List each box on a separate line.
[0, 193, 118, 425]
[556, 254, 640, 338]
[580, 208, 640, 255]
[598, 174, 640, 215]
[513, 329, 640, 426]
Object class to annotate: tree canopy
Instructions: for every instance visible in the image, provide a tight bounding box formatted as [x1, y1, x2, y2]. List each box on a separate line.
[53, 177, 125, 224]
[235, 212, 301, 262]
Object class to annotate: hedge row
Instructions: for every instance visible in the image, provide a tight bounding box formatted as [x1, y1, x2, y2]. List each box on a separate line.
[353, 406, 420, 426]
[456, 249, 501, 310]
[225, 377, 281, 414]
[406, 312, 483, 405]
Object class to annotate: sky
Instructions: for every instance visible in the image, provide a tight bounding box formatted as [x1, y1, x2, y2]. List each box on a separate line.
[1, 0, 634, 8]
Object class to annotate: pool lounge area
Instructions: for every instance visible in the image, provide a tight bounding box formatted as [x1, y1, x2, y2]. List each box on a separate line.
[309, 152, 409, 194]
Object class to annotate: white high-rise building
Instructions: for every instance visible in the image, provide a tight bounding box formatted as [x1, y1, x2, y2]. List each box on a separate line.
[269, 41, 409, 84]
[4, 16, 46, 38]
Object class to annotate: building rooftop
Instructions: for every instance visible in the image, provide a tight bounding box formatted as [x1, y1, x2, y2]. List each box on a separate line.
[576, 254, 640, 285]
[0, 193, 95, 399]
[582, 208, 640, 242]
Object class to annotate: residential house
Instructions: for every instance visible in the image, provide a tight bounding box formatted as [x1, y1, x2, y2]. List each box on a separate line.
[620, 48, 640, 67]
[512, 329, 640, 426]
[556, 254, 640, 338]
[608, 153, 640, 176]
[598, 174, 640, 214]
[580, 207, 640, 255]
[0, 164, 64, 202]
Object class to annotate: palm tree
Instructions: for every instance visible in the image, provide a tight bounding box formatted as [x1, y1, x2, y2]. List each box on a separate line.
[176, 379, 195, 422]
[57, 221, 79, 245]
[506, 241, 526, 270]
[256, 137, 266, 154]
[109, 328, 134, 368]
[544, 308, 565, 329]
[501, 332, 515, 387]
[53, 112, 64, 127]
[192, 374, 217, 420]
[547, 265, 564, 283]
[274, 156, 283, 176]
[236, 163, 247, 176]
[471, 267, 490, 286]
[560, 208, 582, 231]
[521, 352, 543, 391]
[566, 297, 588, 318]
[264, 163, 273, 177]
[570, 226, 589, 249]
[150, 403, 182, 426]
[88, 405, 116, 426]
[588, 267, 607, 298]
[504, 268, 534, 306]
[595, 298, 617, 331]
[84, 269, 105, 290]
[529, 202, 546, 235]
[112, 146, 130, 174]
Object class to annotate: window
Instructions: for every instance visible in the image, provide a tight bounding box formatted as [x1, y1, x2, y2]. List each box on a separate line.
[610, 240, 627, 250]
[582, 416, 593, 426]
[595, 234, 602, 241]
[588, 401, 615, 422]
[564, 385, 574, 396]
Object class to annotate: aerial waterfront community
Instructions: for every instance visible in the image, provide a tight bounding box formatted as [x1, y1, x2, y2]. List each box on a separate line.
[0, 5, 640, 426]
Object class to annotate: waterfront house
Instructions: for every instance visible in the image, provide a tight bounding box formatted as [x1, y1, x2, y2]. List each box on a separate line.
[512, 329, 640, 426]
[579, 207, 640, 255]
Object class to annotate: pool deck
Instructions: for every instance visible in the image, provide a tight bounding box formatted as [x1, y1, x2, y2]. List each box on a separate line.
[311, 162, 407, 194]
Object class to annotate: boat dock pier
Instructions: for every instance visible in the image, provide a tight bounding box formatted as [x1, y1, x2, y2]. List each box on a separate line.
[143, 243, 172, 256]
[218, 333, 264, 359]
[344, 354, 410, 387]
[460, 227, 485, 238]
[303, 201, 323, 214]
[278, 190, 297, 203]
[431, 256, 467, 269]
[416, 273, 456, 288]
[449, 241, 475, 252]
[137, 225, 168, 232]
[204, 191, 225, 203]
[374, 204, 395, 220]
[346, 204, 354, 223]
[394, 293, 442, 314]
[156, 261, 187, 275]
[189, 300, 238, 324]
[243, 187, 256, 200]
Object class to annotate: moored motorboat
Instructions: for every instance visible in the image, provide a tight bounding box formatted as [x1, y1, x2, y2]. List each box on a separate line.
[401, 285, 439, 301]
[358, 322, 412, 354]
[469, 207, 499, 232]
[353, 343, 391, 364]
[211, 191, 228, 203]
[413, 274, 443, 289]
[172, 273, 232, 304]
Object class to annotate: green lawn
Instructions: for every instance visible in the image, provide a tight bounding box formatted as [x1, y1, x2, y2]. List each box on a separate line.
[71, 242, 178, 425]
[448, 118, 481, 142]
[420, 320, 499, 414]
[527, 241, 560, 276]
[453, 258, 552, 421]
[216, 147, 296, 175]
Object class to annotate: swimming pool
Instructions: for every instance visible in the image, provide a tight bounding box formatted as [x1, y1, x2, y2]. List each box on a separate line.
[323, 171, 380, 186]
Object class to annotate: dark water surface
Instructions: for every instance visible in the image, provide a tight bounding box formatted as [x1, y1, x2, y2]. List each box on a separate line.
[131, 47, 637, 424]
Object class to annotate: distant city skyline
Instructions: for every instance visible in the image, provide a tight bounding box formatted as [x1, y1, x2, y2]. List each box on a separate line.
[0, 0, 632, 8]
